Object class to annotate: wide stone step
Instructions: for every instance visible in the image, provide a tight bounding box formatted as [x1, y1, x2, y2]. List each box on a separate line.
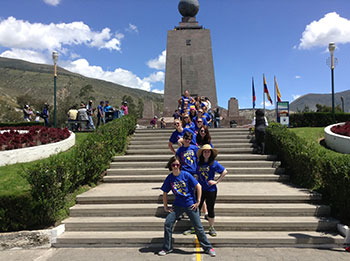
[129, 138, 251, 145]
[109, 160, 281, 169]
[126, 148, 254, 155]
[62, 216, 338, 232]
[134, 128, 250, 134]
[128, 143, 253, 149]
[131, 134, 251, 141]
[103, 174, 289, 183]
[106, 167, 285, 176]
[53, 231, 344, 248]
[76, 183, 322, 204]
[112, 154, 277, 162]
[133, 133, 250, 138]
[69, 203, 331, 217]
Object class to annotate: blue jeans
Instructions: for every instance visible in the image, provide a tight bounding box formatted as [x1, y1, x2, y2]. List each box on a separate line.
[87, 116, 95, 129]
[162, 205, 212, 251]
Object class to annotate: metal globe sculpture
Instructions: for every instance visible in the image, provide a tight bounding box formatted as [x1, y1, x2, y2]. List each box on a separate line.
[178, 0, 199, 17]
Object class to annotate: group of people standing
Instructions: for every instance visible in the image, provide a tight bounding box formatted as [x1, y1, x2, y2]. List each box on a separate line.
[173, 90, 221, 129]
[158, 114, 228, 257]
[23, 103, 49, 126]
[67, 100, 129, 131]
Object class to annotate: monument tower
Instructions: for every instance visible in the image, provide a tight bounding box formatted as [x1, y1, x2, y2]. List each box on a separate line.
[163, 0, 218, 116]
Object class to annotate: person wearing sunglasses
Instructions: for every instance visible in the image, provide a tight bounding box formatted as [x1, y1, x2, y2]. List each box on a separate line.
[168, 119, 196, 154]
[197, 144, 228, 237]
[158, 156, 216, 257]
[181, 114, 195, 130]
[192, 109, 208, 127]
[176, 131, 199, 178]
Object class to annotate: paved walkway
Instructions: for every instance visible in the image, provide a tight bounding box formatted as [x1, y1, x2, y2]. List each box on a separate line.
[0, 247, 349, 260]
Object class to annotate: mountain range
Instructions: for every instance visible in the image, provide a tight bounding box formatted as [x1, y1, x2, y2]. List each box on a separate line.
[0, 57, 163, 121]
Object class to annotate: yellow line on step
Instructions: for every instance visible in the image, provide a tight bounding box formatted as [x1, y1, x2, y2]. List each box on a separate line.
[195, 235, 201, 261]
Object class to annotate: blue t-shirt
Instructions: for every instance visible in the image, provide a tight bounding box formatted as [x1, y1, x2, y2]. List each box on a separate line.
[169, 128, 196, 145]
[104, 105, 111, 112]
[197, 161, 225, 192]
[203, 112, 211, 122]
[97, 105, 104, 116]
[183, 121, 195, 130]
[176, 145, 198, 175]
[193, 116, 208, 126]
[161, 170, 198, 207]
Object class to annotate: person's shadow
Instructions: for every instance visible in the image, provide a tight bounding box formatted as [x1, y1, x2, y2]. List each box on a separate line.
[139, 247, 198, 255]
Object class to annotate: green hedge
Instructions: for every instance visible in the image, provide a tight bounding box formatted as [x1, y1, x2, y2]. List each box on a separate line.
[0, 122, 44, 127]
[0, 116, 136, 231]
[265, 123, 350, 224]
[290, 112, 350, 127]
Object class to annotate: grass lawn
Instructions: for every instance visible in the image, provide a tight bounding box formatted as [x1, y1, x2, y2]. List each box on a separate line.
[289, 127, 325, 145]
[0, 132, 91, 197]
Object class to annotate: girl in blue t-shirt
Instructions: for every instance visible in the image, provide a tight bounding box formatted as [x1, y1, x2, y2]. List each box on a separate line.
[158, 156, 215, 257]
[197, 144, 227, 237]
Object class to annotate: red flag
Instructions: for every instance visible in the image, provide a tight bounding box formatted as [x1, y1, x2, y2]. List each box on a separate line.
[263, 74, 273, 104]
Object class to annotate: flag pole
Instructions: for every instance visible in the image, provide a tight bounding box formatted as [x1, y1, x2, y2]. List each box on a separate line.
[263, 74, 266, 114]
[252, 77, 255, 117]
[274, 76, 277, 121]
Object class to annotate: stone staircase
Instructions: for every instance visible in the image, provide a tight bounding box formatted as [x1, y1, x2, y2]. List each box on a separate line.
[54, 128, 343, 248]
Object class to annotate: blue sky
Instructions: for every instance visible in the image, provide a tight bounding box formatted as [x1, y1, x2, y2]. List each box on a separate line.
[1, 0, 350, 109]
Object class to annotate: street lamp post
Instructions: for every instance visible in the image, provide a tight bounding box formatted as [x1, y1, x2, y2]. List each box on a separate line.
[52, 51, 58, 128]
[328, 42, 336, 122]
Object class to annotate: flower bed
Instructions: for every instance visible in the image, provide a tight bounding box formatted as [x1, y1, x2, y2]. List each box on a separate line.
[0, 126, 70, 151]
[331, 121, 350, 137]
[325, 122, 350, 154]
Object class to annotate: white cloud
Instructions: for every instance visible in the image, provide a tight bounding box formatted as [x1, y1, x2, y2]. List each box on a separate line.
[151, 89, 164, 94]
[43, 0, 60, 6]
[126, 24, 138, 33]
[298, 12, 350, 49]
[147, 50, 166, 70]
[260, 101, 274, 108]
[0, 48, 48, 64]
[292, 94, 301, 101]
[0, 17, 122, 52]
[64, 58, 163, 92]
[295, 75, 301, 79]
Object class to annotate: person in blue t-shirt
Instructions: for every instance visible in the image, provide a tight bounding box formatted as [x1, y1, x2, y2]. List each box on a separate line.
[197, 144, 227, 237]
[168, 119, 196, 154]
[181, 114, 195, 131]
[196, 126, 213, 148]
[176, 131, 198, 176]
[158, 156, 215, 257]
[192, 108, 208, 127]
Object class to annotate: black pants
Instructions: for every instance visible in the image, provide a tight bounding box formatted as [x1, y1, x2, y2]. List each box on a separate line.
[199, 190, 217, 219]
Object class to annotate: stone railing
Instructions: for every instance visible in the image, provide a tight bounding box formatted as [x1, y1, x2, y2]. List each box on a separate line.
[324, 122, 350, 154]
[0, 131, 75, 166]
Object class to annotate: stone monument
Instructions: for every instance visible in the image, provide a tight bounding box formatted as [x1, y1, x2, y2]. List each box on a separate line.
[163, 0, 218, 116]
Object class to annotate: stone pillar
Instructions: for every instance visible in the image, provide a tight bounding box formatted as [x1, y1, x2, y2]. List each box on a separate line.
[228, 98, 239, 117]
[142, 100, 154, 119]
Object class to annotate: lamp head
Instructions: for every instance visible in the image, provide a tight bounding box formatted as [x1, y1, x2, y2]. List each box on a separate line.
[328, 42, 335, 55]
[52, 51, 59, 63]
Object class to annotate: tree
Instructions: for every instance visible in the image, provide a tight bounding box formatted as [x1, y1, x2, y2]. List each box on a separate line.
[315, 104, 342, 113]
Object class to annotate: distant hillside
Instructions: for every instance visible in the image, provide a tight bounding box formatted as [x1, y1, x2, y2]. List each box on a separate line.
[0, 57, 163, 121]
[290, 90, 350, 112]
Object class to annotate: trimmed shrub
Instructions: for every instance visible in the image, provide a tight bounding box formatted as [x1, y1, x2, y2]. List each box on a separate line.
[266, 123, 350, 224]
[0, 122, 44, 128]
[290, 112, 350, 127]
[0, 115, 136, 231]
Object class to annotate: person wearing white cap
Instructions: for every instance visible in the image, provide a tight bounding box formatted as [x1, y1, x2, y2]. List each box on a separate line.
[197, 144, 228, 237]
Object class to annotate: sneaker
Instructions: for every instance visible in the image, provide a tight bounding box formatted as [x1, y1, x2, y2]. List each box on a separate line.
[204, 214, 209, 221]
[205, 248, 216, 257]
[183, 226, 195, 235]
[209, 226, 217, 237]
[157, 249, 173, 256]
[345, 246, 350, 252]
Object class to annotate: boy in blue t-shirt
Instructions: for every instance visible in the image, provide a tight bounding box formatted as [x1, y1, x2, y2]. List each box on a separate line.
[176, 131, 198, 176]
[168, 119, 196, 154]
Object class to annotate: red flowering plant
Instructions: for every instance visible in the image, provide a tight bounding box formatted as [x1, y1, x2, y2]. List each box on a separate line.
[0, 126, 70, 151]
[330, 121, 350, 137]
